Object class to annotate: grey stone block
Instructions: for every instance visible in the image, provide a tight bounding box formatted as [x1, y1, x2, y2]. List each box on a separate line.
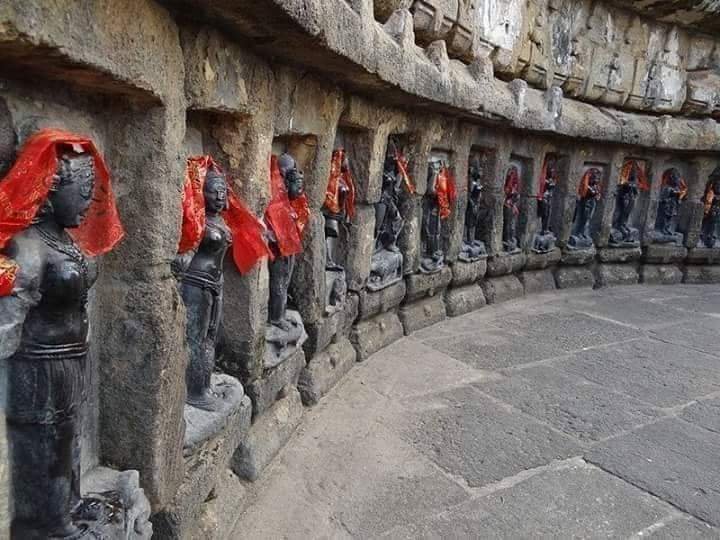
[303, 308, 343, 358]
[554, 266, 595, 289]
[686, 247, 720, 265]
[520, 269, 556, 295]
[350, 311, 404, 361]
[643, 244, 688, 264]
[193, 469, 250, 540]
[247, 348, 305, 418]
[450, 259, 486, 287]
[524, 247, 561, 270]
[231, 388, 304, 482]
[444, 285, 486, 317]
[594, 263, 639, 288]
[357, 280, 406, 321]
[298, 338, 357, 406]
[586, 419, 720, 527]
[639, 264, 683, 284]
[683, 264, 720, 283]
[560, 246, 596, 266]
[479, 275, 524, 304]
[399, 295, 447, 335]
[597, 246, 642, 263]
[486, 252, 526, 277]
[404, 266, 453, 303]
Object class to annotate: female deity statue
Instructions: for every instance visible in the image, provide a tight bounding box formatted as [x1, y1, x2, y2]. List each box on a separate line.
[175, 156, 269, 410]
[699, 166, 720, 249]
[459, 158, 487, 262]
[502, 166, 521, 253]
[264, 153, 310, 367]
[368, 149, 413, 290]
[420, 158, 456, 273]
[532, 157, 558, 253]
[0, 130, 124, 538]
[652, 168, 687, 245]
[609, 160, 647, 247]
[323, 148, 356, 272]
[568, 167, 602, 250]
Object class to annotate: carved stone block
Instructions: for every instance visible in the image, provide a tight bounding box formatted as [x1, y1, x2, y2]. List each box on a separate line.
[298, 338, 357, 406]
[350, 311, 404, 361]
[399, 295, 447, 334]
[480, 275, 524, 304]
[445, 284, 487, 317]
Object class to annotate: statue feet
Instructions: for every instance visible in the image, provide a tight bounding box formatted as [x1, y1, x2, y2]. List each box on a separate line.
[531, 231, 556, 254]
[419, 253, 444, 274]
[650, 229, 684, 246]
[368, 248, 403, 291]
[265, 310, 308, 369]
[502, 239, 520, 254]
[567, 234, 594, 250]
[458, 240, 487, 263]
[186, 388, 222, 412]
[609, 227, 639, 248]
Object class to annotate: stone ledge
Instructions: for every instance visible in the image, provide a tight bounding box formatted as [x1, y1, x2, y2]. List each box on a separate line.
[555, 266, 595, 289]
[683, 264, 720, 284]
[595, 264, 640, 288]
[298, 338, 357, 406]
[357, 280, 407, 321]
[486, 252, 526, 277]
[450, 259, 487, 286]
[520, 269, 557, 295]
[404, 267, 453, 303]
[247, 349, 306, 418]
[399, 295, 447, 334]
[445, 284, 487, 317]
[350, 311, 404, 361]
[525, 248, 562, 270]
[480, 275, 524, 304]
[642, 244, 688, 264]
[639, 264, 684, 285]
[597, 247, 642, 264]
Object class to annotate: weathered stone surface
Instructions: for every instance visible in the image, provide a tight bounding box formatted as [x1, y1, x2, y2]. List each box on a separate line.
[153, 396, 252, 539]
[231, 388, 304, 482]
[193, 469, 250, 540]
[486, 252, 526, 277]
[643, 244, 688, 264]
[586, 419, 720, 527]
[681, 398, 720, 435]
[683, 264, 720, 283]
[524, 247, 562, 270]
[298, 338, 357, 406]
[303, 307, 343, 358]
[639, 264, 684, 284]
[686, 247, 720, 265]
[246, 348, 306, 418]
[403, 266, 453, 303]
[350, 311, 404, 361]
[444, 285, 487, 317]
[560, 247, 596, 266]
[594, 263, 640, 288]
[480, 275, 524, 304]
[555, 266, 595, 289]
[520, 269, 556, 295]
[399, 295, 447, 335]
[357, 280, 406, 321]
[450, 259, 486, 286]
[597, 246, 642, 263]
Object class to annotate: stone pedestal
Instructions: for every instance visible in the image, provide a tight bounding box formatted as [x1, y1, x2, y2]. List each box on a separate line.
[404, 266, 453, 303]
[686, 246, 720, 265]
[399, 295, 447, 334]
[356, 280, 406, 321]
[350, 310, 404, 361]
[643, 244, 688, 264]
[683, 264, 720, 283]
[247, 348, 306, 418]
[450, 259, 487, 287]
[520, 269, 557, 295]
[640, 264, 683, 285]
[560, 246, 596, 266]
[486, 252, 526, 277]
[298, 338, 357, 406]
[264, 310, 308, 369]
[594, 263, 640, 288]
[303, 294, 359, 357]
[525, 247, 561, 270]
[555, 266, 595, 289]
[445, 284, 487, 317]
[597, 246, 642, 263]
[480, 274, 524, 304]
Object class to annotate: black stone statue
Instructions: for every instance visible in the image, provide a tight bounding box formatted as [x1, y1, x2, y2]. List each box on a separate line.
[502, 166, 521, 253]
[532, 158, 557, 253]
[459, 159, 487, 262]
[568, 168, 601, 250]
[609, 163, 641, 247]
[420, 159, 445, 273]
[175, 169, 231, 411]
[652, 168, 685, 245]
[368, 153, 405, 290]
[699, 167, 720, 249]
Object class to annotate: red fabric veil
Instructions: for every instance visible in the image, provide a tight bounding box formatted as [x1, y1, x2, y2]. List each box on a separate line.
[0, 129, 124, 295]
[620, 160, 650, 192]
[179, 156, 270, 274]
[578, 168, 602, 199]
[264, 155, 310, 257]
[435, 166, 457, 220]
[324, 148, 356, 219]
[504, 166, 521, 215]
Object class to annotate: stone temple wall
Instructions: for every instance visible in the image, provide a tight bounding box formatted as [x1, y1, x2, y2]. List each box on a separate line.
[0, 0, 718, 537]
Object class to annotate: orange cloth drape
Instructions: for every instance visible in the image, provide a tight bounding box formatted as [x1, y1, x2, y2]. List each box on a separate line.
[264, 155, 310, 257]
[435, 166, 456, 220]
[0, 129, 124, 295]
[620, 160, 650, 192]
[179, 156, 270, 274]
[324, 148, 356, 219]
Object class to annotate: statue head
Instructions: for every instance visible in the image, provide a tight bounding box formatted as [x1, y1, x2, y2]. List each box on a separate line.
[469, 177, 483, 202]
[204, 168, 228, 215]
[47, 152, 95, 228]
[588, 167, 601, 186]
[427, 159, 443, 189]
[665, 168, 680, 187]
[278, 153, 304, 200]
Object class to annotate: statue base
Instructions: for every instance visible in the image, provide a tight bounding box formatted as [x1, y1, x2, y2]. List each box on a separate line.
[597, 246, 642, 263]
[184, 374, 246, 456]
[450, 258, 487, 286]
[566, 234, 594, 251]
[643, 244, 688, 264]
[458, 240, 487, 263]
[487, 251, 526, 277]
[649, 230, 684, 246]
[687, 246, 720, 265]
[561, 244, 596, 266]
[419, 255, 444, 274]
[608, 227, 639, 248]
[264, 310, 308, 369]
[368, 248, 403, 292]
[526, 247, 561, 270]
[531, 231, 557, 254]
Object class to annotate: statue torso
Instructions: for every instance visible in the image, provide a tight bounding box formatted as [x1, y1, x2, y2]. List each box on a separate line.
[187, 215, 231, 280]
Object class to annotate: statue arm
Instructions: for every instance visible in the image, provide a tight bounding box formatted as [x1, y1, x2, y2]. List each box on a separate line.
[0, 236, 44, 362]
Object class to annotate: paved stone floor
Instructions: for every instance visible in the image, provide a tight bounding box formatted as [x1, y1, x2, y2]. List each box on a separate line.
[233, 285, 720, 539]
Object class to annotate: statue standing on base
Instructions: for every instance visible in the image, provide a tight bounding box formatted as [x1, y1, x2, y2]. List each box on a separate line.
[459, 158, 487, 262]
[0, 130, 149, 538]
[323, 149, 355, 310]
[264, 153, 310, 367]
[652, 168, 687, 245]
[502, 166, 521, 253]
[532, 157, 558, 253]
[368, 149, 414, 291]
[174, 156, 269, 411]
[699, 166, 720, 249]
[420, 158, 456, 273]
[609, 160, 647, 247]
[568, 168, 602, 250]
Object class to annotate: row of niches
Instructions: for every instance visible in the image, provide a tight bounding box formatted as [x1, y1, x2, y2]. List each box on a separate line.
[372, 0, 720, 117]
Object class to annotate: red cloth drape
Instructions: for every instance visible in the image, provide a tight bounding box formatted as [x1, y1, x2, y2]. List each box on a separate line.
[504, 166, 521, 216]
[264, 155, 309, 257]
[324, 148, 356, 219]
[179, 155, 270, 274]
[620, 160, 650, 192]
[435, 166, 456, 220]
[578, 168, 602, 199]
[0, 129, 124, 295]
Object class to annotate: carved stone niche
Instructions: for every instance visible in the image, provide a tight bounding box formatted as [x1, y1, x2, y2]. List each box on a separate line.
[467, 146, 497, 255]
[564, 162, 606, 261]
[505, 155, 532, 254]
[475, 0, 524, 72]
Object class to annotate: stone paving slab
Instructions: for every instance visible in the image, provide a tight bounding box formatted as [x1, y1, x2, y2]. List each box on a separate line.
[402, 386, 582, 487]
[586, 418, 720, 527]
[648, 317, 720, 357]
[559, 338, 720, 408]
[654, 292, 720, 316]
[477, 366, 662, 443]
[681, 398, 720, 435]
